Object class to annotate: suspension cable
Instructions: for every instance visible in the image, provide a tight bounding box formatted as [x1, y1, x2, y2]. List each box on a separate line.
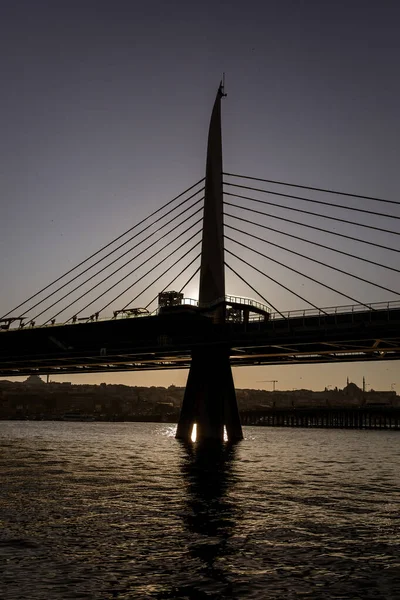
[124, 250, 202, 311]
[223, 172, 400, 206]
[226, 225, 400, 295]
[178, 266, 201, 294]
[84, 238, 202, 317]
[224, 201, 400, 254]
[0, 177, 205, 320]
[224, 213, 400, 274]
[225, 192, 400, 237]
[22, 196, 204, 319]
[224, 262, 286, 318]
[226, 257, 328, 314]
[40, 218, 203, 325]
[143, 259, 201, 311]
[225, 225, 400, 296]
[224, 181, 400, 220]
[225, 242, 372, 309]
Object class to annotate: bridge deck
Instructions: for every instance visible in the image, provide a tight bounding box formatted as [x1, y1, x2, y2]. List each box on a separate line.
[0, 305, 399, 376]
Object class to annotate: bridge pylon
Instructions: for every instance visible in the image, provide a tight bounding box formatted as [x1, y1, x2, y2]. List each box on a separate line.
[176, 84, 243, 443]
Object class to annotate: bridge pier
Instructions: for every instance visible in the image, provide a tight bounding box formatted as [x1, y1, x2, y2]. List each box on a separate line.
[176, 346, 243, 442]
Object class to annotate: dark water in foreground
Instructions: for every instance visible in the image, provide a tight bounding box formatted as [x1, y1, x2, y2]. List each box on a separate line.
[0, 422, 399, 599]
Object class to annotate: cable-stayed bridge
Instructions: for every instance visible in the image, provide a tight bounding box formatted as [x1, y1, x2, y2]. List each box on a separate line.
[1, 84, 400, 440]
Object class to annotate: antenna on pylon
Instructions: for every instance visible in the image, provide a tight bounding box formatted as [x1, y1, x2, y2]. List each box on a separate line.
[220, 73, 227, 98]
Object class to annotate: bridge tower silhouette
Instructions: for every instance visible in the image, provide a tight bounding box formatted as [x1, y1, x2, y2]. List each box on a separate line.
[175, 84, 243, 443]
[1, 82, 399, 427]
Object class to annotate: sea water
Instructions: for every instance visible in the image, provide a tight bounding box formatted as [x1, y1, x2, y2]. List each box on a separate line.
[0, 421, 399, 599]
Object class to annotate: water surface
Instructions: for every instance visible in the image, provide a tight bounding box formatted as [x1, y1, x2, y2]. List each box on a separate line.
[1, 422, 399, 599]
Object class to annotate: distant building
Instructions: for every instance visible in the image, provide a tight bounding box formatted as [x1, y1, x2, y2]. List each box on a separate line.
[24, 375, 45, 387]
[343, 382, 363, 400]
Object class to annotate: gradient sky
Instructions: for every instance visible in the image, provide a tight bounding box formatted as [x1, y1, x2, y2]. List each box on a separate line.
[1, 0, 399, 391]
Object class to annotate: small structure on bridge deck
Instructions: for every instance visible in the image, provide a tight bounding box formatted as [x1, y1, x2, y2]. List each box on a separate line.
[175, 82, 243, 443]
[158, 292, 270, 324]
[158, 291, 184, 308]
[0, 317, 26, 330]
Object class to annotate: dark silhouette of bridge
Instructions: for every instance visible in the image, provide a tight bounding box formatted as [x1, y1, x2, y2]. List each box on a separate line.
[1, 84, 400, 441]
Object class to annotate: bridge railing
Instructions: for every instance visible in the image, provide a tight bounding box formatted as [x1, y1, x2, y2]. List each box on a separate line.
[197, 295, 271, 314]
[251, 299, 400, 323]
[224, 295, 271, 313]
[2, 298, 399, 332]
[180, 298, 199, 306]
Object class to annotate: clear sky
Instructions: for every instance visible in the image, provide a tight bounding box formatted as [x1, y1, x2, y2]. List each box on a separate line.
[1, 0, 399, 391]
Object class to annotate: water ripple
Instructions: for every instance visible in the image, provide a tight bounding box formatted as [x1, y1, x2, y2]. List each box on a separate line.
[0, 422, 399, 599]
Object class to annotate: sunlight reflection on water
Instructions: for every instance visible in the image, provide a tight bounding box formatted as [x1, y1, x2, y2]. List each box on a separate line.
[0, 421, 399, 599]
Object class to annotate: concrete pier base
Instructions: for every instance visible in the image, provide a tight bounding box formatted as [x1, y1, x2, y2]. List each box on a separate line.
[176, 347, 243, 442]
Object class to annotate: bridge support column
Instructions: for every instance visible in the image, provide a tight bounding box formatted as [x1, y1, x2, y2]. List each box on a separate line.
[176, 82, 242, 443]
[176, 346, 243, 442]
